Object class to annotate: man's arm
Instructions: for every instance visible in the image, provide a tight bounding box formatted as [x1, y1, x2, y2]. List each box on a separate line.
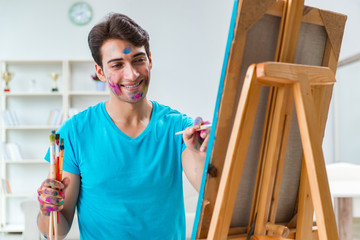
[181, 118, 210, 192]
[37, 171, 80, 239]
[182, 147, 206, 191]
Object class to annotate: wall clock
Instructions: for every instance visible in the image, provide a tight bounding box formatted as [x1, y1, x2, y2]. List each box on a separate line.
[69, 2, 93, 26]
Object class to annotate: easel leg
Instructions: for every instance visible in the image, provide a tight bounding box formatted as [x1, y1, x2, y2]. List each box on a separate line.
[296, 160, 314, 240]
[207, 65, 263, 240]
[292, 81, 338, 240]
[296, 84, 332, 240]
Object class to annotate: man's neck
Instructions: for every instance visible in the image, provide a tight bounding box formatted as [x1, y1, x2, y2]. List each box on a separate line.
[105, 96, 152, 126]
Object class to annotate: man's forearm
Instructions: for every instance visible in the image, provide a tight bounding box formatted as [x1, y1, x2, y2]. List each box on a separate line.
[37, 211, 71, 240]
[182, 148, 206, 192]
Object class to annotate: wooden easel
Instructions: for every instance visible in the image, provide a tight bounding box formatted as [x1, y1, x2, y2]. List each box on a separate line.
[191, 0, 347, 239]
[208, 62, 337, 240]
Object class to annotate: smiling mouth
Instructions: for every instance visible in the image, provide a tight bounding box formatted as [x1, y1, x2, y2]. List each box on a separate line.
[121, 80, 143, 89]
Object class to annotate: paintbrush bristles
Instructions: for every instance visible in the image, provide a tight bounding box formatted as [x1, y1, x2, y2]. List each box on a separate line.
[49, 134, 55, 164]
[49, 134, 55, 144]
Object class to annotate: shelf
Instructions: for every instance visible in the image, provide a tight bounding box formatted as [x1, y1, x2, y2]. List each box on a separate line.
[4, 160, 47, 164]
[69, 91, 108, 96]
[0, 224, 24, 233]
[3, 125, 60, 130]
[0, 59, 100, 232]
[1, 59, 62, 63]
[4, 193, 36, 198]
[2, 92, 62, 97]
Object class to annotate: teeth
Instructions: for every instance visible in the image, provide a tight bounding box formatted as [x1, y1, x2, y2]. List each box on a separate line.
[123, 82, 141, 88]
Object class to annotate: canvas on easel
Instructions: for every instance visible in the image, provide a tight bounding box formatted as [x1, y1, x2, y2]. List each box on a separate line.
[191, 0, 346, 239]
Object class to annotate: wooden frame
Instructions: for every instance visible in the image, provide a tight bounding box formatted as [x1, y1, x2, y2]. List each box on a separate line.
[191, 0, 346, 239]
[206, 62, 337, 239]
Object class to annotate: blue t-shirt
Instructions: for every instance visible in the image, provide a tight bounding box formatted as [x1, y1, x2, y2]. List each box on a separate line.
[45, 101, 193, 240]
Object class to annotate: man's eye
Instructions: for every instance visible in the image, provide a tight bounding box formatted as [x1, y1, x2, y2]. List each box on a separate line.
[111, 63, 123, 68]
[134, 58, 146, 64]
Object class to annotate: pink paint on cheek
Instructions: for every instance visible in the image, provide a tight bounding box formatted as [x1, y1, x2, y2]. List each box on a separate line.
[133, 92, 143, 100]
[108, 78, 122, 96]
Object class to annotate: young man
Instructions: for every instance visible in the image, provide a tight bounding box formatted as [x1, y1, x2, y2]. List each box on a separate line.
[37, 13, 209, 239]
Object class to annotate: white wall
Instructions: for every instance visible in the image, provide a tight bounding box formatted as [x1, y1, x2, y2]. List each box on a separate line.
[0, 0, 234, 121]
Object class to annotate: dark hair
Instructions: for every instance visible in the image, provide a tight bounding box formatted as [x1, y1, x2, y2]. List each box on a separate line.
[88, 13, 150, 68]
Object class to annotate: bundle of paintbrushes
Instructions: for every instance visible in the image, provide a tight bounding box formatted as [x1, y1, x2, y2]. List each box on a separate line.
[49, 131, 64, 240]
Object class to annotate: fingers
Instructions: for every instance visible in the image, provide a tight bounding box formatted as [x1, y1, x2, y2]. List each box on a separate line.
[41, 178, 65, 189]
[200, 132, 210, 152]
[37, 178, 68, 216]
[194, 117, 203, 127]
[198, 121, 210, 152]
[62, 177, 71, 191]
[38, 196, 64, 215]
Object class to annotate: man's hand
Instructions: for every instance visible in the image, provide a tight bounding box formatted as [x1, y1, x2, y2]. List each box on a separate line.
[37, 177, 70, 216]
[183, 117, 211, 153]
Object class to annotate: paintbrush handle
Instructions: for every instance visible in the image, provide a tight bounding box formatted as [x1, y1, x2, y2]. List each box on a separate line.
[175, 124, 212, 135]
[49, 164, 56, 180]
[53, 213, 58, 240]
[49, 211, 53, 239]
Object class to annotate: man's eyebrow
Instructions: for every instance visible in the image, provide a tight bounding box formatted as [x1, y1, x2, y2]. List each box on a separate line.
[107, 58, 123, 64]
[106, 53, 146, 64]
[132, 52, 146, 58]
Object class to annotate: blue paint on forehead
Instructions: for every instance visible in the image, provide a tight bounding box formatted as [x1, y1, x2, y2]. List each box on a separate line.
[123, 46, 132, 54]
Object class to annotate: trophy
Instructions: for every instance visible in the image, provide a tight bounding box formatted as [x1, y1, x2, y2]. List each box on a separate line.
[50, 73, 59, 92]
[2, 71, 12, 92]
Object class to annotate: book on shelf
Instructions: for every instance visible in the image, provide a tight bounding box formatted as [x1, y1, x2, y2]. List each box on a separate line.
[1, 142, 23, 161]
[47, 109, 63, 126]
[1, 179, 11, 194]
[2, 110, 20, 126]
[1, 142, 8, 161]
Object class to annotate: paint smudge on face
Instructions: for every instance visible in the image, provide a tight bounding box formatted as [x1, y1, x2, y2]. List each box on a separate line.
[123, 46, 132, 54]
[131, 92, 144, 100]
[109, 78, 122, 96]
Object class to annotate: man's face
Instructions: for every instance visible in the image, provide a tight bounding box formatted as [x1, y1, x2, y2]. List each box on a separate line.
[96, 39, 152, 103]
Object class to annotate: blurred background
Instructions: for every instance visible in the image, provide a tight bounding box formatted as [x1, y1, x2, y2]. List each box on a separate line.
[1, 0, 360, 239]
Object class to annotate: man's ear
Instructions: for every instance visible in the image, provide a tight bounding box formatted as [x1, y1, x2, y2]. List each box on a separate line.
[95, 64, 106, 82]
[148, 51, 152, 70]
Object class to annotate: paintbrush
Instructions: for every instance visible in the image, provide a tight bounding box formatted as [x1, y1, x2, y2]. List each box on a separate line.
[57, 138, 64, 234]
[59, 139, 64, 181]
[54, 134, 60, 240]
[175, 124, 212, 135]
[49, 132, 56, 240]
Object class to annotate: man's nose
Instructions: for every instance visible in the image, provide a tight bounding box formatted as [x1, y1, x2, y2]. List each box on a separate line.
[123, 64, 140, 80]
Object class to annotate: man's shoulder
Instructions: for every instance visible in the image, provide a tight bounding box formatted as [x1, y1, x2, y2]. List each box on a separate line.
[60, 102, 105, 133]
[152, 101, 185, 117]
[152, 101, 193, 129]
[71, 102, 104, 122]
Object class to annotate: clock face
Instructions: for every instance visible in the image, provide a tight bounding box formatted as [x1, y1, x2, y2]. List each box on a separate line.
[69, 2, 93, 26]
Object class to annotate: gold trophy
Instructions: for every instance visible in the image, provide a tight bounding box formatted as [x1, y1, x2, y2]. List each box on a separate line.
[50, 73, 59, 92]
[2, 71, 12, 92]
